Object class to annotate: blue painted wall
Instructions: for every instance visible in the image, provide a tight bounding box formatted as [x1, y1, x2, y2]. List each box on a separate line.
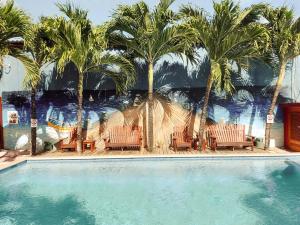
[1, 56, 300, 150]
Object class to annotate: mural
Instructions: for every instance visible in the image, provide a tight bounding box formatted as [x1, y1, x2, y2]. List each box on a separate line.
[1, 59, 297, 151]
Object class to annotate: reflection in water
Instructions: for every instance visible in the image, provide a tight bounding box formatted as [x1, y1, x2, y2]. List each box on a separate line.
[0, 186, 96, 225]
[1, 159, 300, 224]
[243, 161, 300, 225]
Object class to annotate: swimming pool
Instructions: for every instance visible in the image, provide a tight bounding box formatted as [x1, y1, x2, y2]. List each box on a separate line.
[1, 157, 300, 225]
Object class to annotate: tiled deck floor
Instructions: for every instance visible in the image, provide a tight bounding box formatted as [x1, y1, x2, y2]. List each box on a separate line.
[0, 156, 28, 171]
[37, 146, 293, 157]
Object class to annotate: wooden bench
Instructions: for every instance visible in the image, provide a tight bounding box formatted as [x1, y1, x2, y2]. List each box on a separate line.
[207, 124, 254, 151]
[170, 126, 193, 151]
[59, 128, 77, 152]
[104, 126, 142, 150]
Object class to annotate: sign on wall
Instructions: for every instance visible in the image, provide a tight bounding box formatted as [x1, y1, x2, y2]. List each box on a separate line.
[267, 115, 274, 124]
[31, 119, 38, 128]
[7, 111, 19, 125]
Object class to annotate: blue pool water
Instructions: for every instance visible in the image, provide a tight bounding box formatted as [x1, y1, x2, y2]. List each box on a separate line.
[1, 157, 300, 225]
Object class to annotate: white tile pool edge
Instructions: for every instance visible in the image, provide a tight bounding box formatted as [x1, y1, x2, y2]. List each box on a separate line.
[0, 160, 27, 173]
[1, 153, 300, 172]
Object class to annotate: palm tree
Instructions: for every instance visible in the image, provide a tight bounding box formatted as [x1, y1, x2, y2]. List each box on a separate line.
[262, 6, 300, 149]
[0, 0, 37, 81]
[180, 0, 269, 150]
[23, 19, 55, 155]
[47, 3, 135, 153]
[0, 0, 42, 154]
[107, 0, 196, 151]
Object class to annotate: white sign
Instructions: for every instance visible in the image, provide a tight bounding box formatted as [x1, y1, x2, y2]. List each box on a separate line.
[31, 119, 38, 128]
[7, 111, 18, 125]
[267, 115, 274, 124]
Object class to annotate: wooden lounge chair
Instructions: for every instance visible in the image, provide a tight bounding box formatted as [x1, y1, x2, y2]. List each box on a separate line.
[170, 126, 193, 151]
[59, 128, 77, 152]
[104, 126, 142, 150]
[207, 124, 254, 151]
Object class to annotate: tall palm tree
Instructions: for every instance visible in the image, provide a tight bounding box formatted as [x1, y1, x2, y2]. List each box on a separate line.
[180, 0, 269, 150]
[262, 6, 300, 149]
[47, 3, 135, 153]
[0, 0, 37, 81]
[0, 0, 41, 153]
[107, 0, 196, 151]
[23, 19, 55, 155]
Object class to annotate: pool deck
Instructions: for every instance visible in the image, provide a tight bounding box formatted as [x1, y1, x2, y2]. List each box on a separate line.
[0, 156, 28, 171]
[1, 147, 300, 171]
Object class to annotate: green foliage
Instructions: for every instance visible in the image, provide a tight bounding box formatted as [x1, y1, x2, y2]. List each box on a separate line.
[180, 0, 270, 94]
[23, 19, 56, 88]
[2, 0, 299, 99]
[261, 5, 300, 63]
[45, 2, 136, 93]
[0, 0, 30, 59]
[0, 0, 39, 88]
[107, 0, 197, 65]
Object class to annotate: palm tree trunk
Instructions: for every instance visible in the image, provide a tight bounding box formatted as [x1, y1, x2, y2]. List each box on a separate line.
[264, 61, 286, 150]
[31, 87, 37, 156]
[198, 72, 213, 151]
[0, 96, 3, 149]
[188, 104, 197, 137]
[143, 105, 147, 148]
[77, 72, 84, 153]
[148, 62, 154, 151]
[0, 64, 3, 80]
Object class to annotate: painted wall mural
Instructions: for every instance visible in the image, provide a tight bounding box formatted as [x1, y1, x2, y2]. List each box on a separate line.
[1, 59, 299, 151]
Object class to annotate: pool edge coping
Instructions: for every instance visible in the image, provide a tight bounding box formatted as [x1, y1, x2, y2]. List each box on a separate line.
[0, 159, 27, 173]
[1, 153, 300, 172]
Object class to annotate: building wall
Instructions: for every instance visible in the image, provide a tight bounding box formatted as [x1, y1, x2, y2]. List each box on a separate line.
[0, 56, 26, 96]
[1, 56, 300, 150]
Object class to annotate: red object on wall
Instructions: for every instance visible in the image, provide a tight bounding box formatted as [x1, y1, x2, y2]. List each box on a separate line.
[0, 97, 3, 149]
[281, 103, 300, 152]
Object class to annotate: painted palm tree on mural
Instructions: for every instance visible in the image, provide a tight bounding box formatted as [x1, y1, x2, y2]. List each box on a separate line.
[154, 58, 210, 137]
[0, 0, 38, 83]
[262, 6, 300, 149]
[180, 0, 270, 150]
[46, 3, 136, 152]
[107, 0, 196, 151]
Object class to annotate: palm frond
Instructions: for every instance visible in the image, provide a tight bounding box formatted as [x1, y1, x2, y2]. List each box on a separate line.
[0, 0, 43, 89]
[86, 53, 136, 93]
[56, 2, 88, 22]
[107, 0, 197, 65]
[262, 5, 300, 61]
[13, 51, 40, 88]
[43, 3, 135, 93]
[181, 0, 270, 93]
[0, 0, 30, 59]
